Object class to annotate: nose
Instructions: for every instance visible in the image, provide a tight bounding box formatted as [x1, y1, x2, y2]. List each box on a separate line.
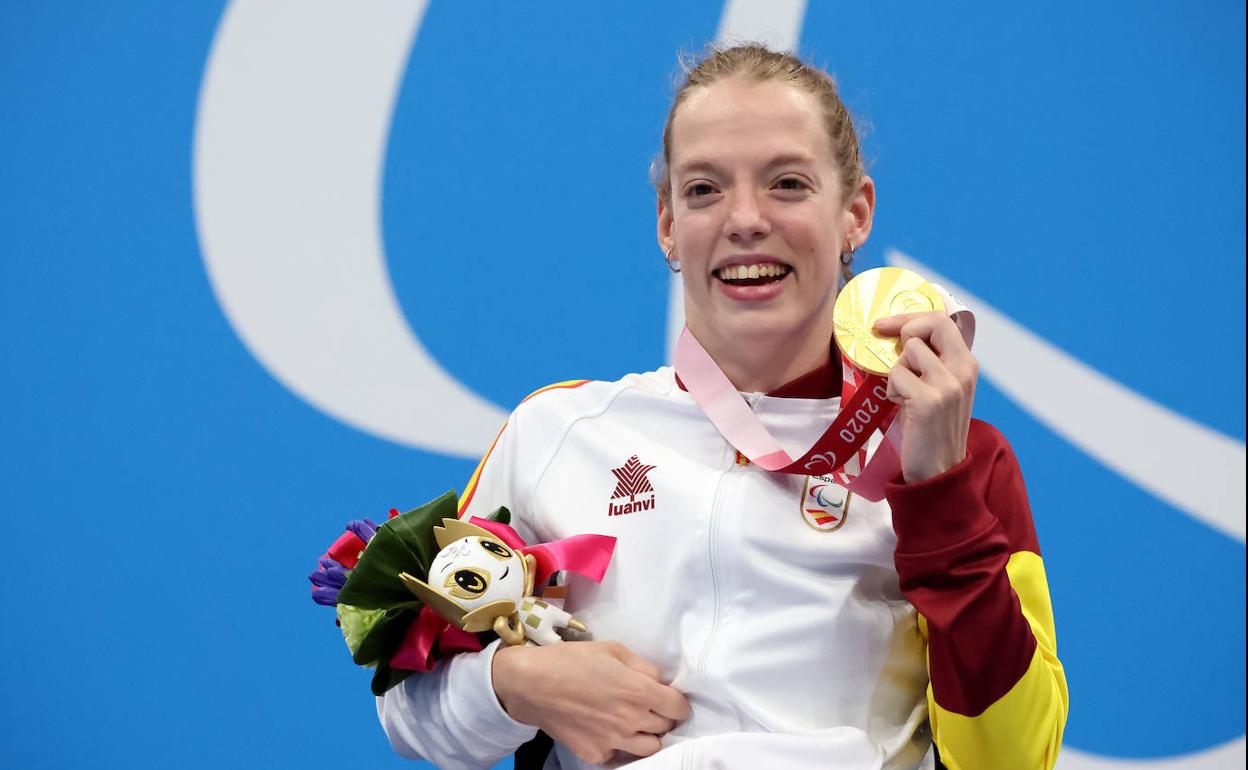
[724, 188, 771, 242]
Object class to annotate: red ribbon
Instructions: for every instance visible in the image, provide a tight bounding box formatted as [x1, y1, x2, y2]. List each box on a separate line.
[388, 520, 616, 672]
[326, 530, 367, 569]
[389, 605, 484, 672]
[786, 373, 897, 476]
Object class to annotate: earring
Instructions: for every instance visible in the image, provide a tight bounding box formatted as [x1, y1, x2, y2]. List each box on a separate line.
[840, 241, 857, 266]
[664, 247, 681, 274]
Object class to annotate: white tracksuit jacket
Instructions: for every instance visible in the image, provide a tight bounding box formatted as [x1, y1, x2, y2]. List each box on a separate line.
[378, 367, 940, 770]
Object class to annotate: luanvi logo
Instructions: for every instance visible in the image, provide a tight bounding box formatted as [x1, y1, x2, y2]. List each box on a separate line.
[607, 455, 657, 516]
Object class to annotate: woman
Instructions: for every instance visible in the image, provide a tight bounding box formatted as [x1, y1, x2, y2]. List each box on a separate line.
[378, 45, 1068, 770]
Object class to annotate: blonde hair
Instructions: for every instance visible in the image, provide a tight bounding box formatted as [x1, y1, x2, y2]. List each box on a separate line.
[651, 44, 865, 206]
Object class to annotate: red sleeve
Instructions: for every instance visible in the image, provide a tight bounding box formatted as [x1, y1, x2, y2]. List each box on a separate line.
[886, 419, 1040, 716]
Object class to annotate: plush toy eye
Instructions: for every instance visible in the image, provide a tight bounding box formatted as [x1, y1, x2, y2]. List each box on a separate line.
[444, 567, 489, 599]
[479, 539, 513, 560]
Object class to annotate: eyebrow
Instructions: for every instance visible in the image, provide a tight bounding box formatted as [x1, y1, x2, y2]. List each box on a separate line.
[675, 153, 819, 178]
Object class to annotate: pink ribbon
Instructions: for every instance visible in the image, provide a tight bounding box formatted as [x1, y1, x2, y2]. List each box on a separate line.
[676, 326, 897, 498]
[468, 517, 616, 586]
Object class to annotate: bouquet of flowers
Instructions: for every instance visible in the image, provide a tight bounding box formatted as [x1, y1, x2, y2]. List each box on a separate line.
[310, 490, 614, 695]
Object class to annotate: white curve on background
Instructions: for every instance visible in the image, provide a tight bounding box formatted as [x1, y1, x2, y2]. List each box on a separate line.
[889, 251, 1246, 544]
[1057, 739, 1245, 770]
[193, 0, 506, 458]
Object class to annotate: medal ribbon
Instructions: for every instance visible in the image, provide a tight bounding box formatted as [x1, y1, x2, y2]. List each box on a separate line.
[674, 284, 975, 500]
[675, 327, 895, 478]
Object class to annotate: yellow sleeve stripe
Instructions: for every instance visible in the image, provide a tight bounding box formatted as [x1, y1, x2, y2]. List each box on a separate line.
[930, 645, 1068, 770]
[1009, 550, 1059, 655]
[457, 421, 507, 516]
[929, 551, 1069, 770]
[458, 380, 590, 516]
[520, 379, 590, 403]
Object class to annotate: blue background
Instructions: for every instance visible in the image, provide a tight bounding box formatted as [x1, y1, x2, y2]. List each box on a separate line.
[2, 1, 1243, 768]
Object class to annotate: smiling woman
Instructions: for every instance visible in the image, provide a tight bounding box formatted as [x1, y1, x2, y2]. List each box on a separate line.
[375, 44, 1068, 770]
[655, 62, 873, 393]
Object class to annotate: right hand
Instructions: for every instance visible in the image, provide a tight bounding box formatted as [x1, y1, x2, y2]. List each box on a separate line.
[492, 640, 690, 765]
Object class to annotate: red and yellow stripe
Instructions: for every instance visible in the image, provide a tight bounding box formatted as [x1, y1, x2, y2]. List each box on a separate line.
[519, 379, 591, 404]
[923, 551, 1068, 770]
[889, 420, 1068, 769]
[457, 380, 590, 516]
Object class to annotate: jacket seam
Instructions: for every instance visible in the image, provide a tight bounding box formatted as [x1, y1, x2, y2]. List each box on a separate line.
[526, 380, 658, 537]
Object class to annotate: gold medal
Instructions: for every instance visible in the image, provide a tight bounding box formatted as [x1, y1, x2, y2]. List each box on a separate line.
[833, 267, 945, 375]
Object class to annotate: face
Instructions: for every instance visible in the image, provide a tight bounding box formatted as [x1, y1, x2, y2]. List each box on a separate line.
[428, 535, 526, 610]
[658, 78, 873, 355]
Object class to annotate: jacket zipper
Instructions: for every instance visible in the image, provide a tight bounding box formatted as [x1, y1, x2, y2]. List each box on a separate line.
[695, 392, 760, 680]
[695, 465, 730, 678]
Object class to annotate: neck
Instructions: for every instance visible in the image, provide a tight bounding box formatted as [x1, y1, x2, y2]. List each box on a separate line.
[688, 320, 834, 394]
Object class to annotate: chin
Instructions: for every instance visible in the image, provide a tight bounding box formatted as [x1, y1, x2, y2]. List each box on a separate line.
[718, 309, 805, 343]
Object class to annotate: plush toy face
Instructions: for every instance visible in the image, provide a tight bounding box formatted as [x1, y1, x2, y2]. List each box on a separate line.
[428, 535, 526, 611]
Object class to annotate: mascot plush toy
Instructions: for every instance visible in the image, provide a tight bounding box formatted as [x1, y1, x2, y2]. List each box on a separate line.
[309, 491, 614, 694]
[398, 518, 587, 646]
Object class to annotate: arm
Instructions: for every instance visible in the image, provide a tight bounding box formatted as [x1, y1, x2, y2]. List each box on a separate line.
[377, 380, 688, 766]
[888, 420, 1068, 770]
[376, 416, 540, 768]
[377, 639, 538, 770]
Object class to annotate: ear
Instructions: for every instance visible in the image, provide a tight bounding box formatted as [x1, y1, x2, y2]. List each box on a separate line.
[399, 571, 468, 626]
[656, 195, 675, 256]
[844, 174, 876, 252]
[459, 600, 518, 633]
[432, 517, 495, 549]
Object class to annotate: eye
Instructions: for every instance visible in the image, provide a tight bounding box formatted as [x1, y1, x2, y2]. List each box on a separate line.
[479, 539, 513, 560]
[445, 567, 490, 599]
[683, 181, 718, 199]
[773, 176, 811, 192]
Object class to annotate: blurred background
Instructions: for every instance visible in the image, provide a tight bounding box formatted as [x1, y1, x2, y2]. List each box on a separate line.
[1, 1, 1243, 768]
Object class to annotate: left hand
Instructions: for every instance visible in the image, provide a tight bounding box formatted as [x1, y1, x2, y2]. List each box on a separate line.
[873, 312, 978, 483]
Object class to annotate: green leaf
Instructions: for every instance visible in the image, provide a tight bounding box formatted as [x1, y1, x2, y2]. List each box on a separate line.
[337, 490, 459, 610]
[351, 608, 414, 667]
[485, 506, 511, 526]
[371, 662, 415, 696]
[336, 604, 389, 658]
[336, 527, 423, 610]
[381, 490, 460, 569]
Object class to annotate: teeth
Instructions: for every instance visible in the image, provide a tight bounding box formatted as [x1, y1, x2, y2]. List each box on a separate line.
[718, 263, 787, 280]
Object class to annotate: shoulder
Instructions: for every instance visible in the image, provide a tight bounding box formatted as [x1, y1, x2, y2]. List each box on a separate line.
[509, 367, 677, 425]
[460, 369, 673, 519]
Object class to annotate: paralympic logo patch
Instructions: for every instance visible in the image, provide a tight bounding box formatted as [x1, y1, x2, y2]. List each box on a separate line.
[801, 475, 849, 532]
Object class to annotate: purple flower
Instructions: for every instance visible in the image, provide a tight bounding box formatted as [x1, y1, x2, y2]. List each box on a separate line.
[346, 518, 379, 543]
[309, 555, 350, 606]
